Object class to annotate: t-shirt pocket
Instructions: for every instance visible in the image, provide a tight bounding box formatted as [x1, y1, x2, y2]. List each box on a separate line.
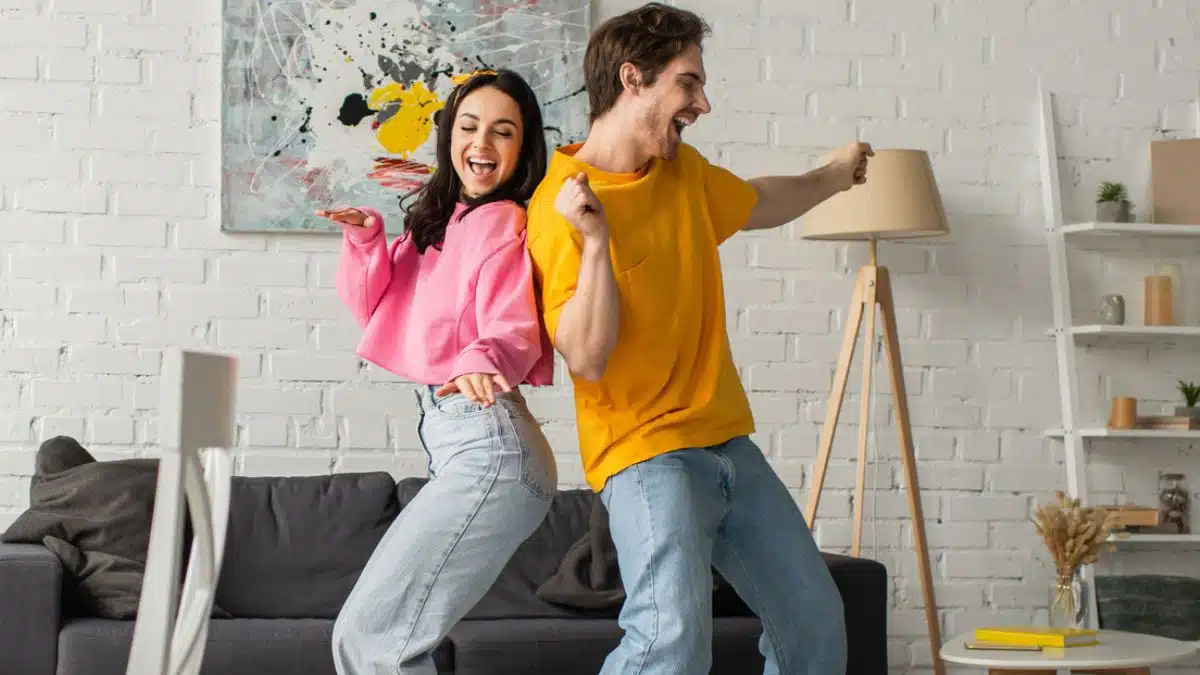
[616, 253, 673, 333]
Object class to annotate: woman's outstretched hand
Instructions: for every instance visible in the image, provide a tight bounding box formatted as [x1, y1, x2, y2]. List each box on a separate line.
[436, 373, 512, 407]
[316, 207, 378, 228]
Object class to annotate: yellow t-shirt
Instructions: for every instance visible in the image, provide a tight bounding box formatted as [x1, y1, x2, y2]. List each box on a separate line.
[526, 142, 760, 492]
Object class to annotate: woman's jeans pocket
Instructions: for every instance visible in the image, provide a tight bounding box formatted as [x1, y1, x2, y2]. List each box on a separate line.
[420, 387, 557, 502]
[501, 399, 557, 502]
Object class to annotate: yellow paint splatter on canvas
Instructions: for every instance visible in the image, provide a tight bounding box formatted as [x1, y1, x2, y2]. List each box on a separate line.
[368, 81, 445, 157]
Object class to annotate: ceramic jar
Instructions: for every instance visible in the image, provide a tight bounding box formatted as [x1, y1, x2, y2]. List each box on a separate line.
[1100, 294, 1125, 325]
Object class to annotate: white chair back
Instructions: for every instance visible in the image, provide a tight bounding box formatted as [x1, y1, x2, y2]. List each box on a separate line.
[126, 349, 237, 675]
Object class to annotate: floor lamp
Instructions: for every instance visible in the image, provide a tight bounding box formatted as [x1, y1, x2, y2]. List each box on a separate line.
[800, 149, 949, 675]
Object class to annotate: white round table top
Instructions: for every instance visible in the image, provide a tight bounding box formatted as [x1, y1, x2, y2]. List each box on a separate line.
[940, 629, 1198, 669]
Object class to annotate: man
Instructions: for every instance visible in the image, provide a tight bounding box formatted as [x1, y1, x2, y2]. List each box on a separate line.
[525, 3, 872, 673]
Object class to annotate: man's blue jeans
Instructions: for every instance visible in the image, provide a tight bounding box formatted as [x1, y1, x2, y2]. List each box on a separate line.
[598, 435, 847, 675]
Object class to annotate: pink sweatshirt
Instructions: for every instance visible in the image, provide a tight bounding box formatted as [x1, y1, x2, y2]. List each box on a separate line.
[336, 200, 554, 388]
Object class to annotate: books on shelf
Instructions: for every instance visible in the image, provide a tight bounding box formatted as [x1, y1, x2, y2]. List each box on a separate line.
[1136, 415, 1199, 431]
[973, 626, 1099, 648]
[1108, 504, 1161, 529]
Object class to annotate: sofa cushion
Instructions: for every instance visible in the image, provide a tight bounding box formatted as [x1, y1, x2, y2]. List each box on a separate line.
[447, 617, 764, 675]
[0, 436, 212, 620]
[55, 617, 454, 675]
[215, 472, 400, 619]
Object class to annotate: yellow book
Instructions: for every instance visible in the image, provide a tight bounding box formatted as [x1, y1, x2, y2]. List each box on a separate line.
[973, 626, 1099, 648]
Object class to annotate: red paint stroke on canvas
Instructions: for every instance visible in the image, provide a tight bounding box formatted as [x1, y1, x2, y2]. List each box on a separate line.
[368, 157, 433, 192]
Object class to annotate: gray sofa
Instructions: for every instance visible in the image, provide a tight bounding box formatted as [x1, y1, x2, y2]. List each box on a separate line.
[0, 451, 889, 675]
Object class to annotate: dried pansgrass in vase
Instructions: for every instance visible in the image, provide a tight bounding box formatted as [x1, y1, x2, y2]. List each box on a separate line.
[1032, 491, 1117, 625]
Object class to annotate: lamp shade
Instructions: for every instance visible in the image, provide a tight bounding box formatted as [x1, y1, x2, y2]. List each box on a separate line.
[801, 148, 949, 241]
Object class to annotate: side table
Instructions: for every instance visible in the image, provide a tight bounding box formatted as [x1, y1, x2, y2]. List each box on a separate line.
[940, 629, 1197, 674]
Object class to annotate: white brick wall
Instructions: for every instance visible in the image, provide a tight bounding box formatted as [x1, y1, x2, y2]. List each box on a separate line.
[3, 0, 1200, 671]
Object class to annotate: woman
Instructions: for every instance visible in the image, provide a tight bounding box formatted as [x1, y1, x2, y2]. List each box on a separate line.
[322, 69, 557, 675]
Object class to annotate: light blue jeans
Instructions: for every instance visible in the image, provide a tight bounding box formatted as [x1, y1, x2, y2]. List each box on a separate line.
[331, 385, 557, 675]
[598, 435, 847, 675]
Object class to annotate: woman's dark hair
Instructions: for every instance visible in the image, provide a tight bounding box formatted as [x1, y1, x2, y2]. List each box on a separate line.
[401, 69, 548, 254]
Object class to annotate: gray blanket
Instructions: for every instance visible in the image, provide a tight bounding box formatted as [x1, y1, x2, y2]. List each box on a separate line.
[1, 436, 228, 619]
[535, 493, 740, 616]
[535, 493, 626, 612]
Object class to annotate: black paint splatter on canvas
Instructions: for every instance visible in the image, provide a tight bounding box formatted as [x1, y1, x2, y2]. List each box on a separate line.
[338, 94, 374, 126]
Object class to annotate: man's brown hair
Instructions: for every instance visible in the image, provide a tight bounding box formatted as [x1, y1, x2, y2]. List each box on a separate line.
[583, 2, 711, 123]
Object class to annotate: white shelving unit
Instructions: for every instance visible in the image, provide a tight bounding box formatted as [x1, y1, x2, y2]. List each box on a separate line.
[1108, 533, 1200, 545]
[1057, 325, 1200, 346]
[1036, 86, 1200, 630]
[1060, 221, 1200, 238]
[1045, 428, 1200, 440]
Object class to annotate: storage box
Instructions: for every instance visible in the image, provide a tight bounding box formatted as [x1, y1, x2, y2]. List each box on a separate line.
[1108, 504, 1160, 529]
[1097, 574, 1200, 641]
[1150, 138, 1200, 225]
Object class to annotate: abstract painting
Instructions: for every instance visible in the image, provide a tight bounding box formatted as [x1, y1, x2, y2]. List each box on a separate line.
[220, 0, 590, 233]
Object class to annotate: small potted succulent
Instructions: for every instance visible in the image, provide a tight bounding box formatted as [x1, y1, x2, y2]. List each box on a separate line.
[1177, 380, 1200, 424]
[1096, 181, 1133, 222]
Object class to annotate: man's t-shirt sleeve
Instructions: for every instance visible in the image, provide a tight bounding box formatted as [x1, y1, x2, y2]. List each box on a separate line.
[700, 150, 760, 244]
[526, 207, 582, 346]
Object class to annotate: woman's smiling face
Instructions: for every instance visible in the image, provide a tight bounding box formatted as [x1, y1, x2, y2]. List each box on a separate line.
[449, 85, 525, 199]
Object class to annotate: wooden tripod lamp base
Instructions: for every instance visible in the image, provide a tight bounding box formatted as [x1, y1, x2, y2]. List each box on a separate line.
[803, 246, 944, 675]
[798, 149, 950, 675]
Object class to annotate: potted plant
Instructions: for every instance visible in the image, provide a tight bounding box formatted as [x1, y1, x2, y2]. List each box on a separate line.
[1096, 181, 1133, 222]
[1176, 380, 1200, 424]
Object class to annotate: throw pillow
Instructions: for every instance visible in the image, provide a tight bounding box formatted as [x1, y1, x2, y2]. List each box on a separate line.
[1, 436, 229, 619]
[213, 471, 400, 618]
